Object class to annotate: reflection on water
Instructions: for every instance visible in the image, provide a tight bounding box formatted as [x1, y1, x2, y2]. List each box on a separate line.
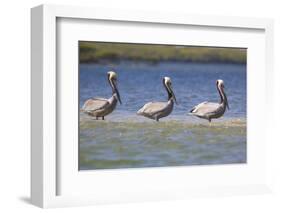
[79, 62, 247, 170]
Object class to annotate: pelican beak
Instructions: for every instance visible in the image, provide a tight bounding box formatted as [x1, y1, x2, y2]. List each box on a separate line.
[222, 85, 229, 110]
[116, 88, 122, 104]
[172, 91, 178, 105]
[223, 89, 229, 110]
[169, 84, 178, 105]
[112, 79, 122, 104]
[226, 97, 229, 110]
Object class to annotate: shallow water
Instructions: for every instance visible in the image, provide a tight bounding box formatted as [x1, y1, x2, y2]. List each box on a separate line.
[79, 62, 246, 170]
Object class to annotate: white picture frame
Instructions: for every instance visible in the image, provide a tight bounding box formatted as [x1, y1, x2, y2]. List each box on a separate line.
[31, 4, 274, 208]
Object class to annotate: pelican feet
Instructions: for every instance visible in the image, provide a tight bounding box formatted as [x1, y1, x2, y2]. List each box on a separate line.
[94, 116, 105, 120]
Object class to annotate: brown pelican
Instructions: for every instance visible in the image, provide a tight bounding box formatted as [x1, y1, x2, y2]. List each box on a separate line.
[189, 79, 229, 122]
[137, 77, 177, 121]
[82, 71, 121, 120]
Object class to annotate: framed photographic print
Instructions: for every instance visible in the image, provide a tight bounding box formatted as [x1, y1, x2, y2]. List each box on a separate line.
[31, 4, 274, 208]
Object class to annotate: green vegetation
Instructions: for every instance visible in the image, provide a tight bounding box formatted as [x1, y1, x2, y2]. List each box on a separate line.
[79, 41, 246, 64]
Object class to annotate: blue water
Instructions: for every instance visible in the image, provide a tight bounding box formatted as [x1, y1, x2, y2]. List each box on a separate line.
[79, 62, 247, 170]
[79, 62, 246, 119]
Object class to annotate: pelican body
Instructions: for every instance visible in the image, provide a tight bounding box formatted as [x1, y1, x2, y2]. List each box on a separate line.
[82, 71, 121, 120]
[189, 79, 229, 122]
[137, 77, 177, 121]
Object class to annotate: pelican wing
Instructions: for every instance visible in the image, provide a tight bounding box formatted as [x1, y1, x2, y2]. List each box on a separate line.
[82, 98, 109, 112]
[138, 102, 167, 115]
[190, 102, 221, 116]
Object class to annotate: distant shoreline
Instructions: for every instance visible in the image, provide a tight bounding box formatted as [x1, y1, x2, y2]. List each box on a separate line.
[79, 41, 247, 64]
[79, 59, 246, 65]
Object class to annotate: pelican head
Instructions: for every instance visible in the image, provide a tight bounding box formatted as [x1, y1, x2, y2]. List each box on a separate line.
[216, 79, 229, 110]
[163, 77, 178, 104]
[217, 79, 224, 88]
[107, 71, 122, 104]
[108, 71, 117, 80]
